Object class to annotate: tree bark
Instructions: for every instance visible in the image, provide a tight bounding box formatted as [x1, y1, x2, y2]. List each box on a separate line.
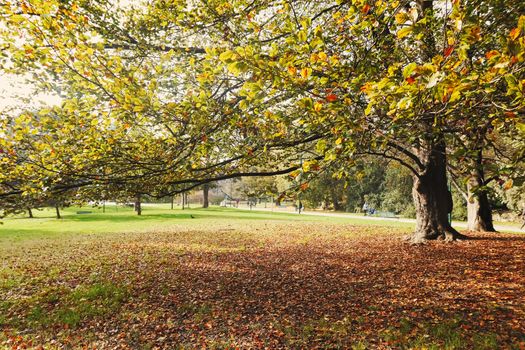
[202, 183, 209, 208]
[28, 208, 33, 218]
[171, 196, 174, 210]
[55, 205, 61, 219]
[134, 194, 142, 216]
[467, 186, 495, 232]
[330, 187, 343, 211]
[408, 141, 467, 243]
[466, 150, 495, 232]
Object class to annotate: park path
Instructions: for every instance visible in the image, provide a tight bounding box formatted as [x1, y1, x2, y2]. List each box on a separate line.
[236, 204, 525, 234]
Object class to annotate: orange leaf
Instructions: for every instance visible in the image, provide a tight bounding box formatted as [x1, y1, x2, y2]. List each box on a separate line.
[326, 93, 338, 102]
[443, 46, 454, 57]
[362, 4, 371, 14]
[485, 50, 499, 59]
[510, 28, 521, 40]
[360, 83, 371, 92]
[406, 76, 416, 84]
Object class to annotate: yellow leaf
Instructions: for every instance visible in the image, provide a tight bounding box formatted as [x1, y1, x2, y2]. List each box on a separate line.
[449, 89, 461, 103]
[395, 12, 408, 24]
[397, 26, 412, 39]
[314, 102, 323, 112]
[301, 67, 312, 79]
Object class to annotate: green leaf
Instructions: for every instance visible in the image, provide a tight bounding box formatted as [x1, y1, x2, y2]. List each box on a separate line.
[403, 63, 417, 78]
[227, 61, 248, 76]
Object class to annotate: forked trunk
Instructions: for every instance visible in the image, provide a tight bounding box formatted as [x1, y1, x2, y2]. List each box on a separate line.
[408, 141, 466, 243]
[466, 150, 495, 232]
[203, 183, 209, 208]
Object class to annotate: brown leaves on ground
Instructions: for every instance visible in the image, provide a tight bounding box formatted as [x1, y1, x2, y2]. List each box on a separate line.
[1, 221, 524, 349]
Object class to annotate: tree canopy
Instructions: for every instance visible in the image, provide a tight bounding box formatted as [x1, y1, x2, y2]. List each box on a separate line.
[1, 0, 524, 240]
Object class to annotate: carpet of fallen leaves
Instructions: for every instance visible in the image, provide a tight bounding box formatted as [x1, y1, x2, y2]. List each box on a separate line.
[1, 220, 525, 349]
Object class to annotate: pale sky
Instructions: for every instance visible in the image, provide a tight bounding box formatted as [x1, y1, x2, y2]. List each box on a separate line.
[0, 73, 62, 112]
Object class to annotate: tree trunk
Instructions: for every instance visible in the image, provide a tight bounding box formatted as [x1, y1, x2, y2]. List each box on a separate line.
[171, 196, 174, 210]
[28, 208, 33, 218]
[466, 150, 495, 232]
[467, 187, 495, 232]
[409, 141, 467, 243]
[202, 183, 209, 208]
[135, 194, 142, 216]
[330, 187, 342, 211]
[55, 205, 61, 219]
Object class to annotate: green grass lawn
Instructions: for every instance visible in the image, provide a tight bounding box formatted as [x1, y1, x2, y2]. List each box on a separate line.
[0, 204, 414, 242]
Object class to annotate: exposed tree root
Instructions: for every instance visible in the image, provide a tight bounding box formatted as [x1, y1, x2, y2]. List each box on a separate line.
[404, 226, 469, 244]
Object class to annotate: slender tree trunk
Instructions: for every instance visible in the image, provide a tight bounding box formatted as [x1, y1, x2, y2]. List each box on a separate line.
[181, 193, 185, 210]
[135, 194, 142, 216]
[27, 208, 33, 218]
[330, 186, 342, 211]
[55, 205, 61, 219]
[202, 183, 209, 208]
[409, 141, 466, 243]
[466, 150, 495, 231]
[171, 196, 174, 210]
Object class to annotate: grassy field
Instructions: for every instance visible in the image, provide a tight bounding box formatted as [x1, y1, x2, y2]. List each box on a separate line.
[0, 204, 417, 247]
[1, 205, 524, 349]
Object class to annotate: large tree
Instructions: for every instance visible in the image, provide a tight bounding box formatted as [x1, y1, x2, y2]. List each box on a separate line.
[1, 0, 524, 242]
[201, 0, 524, 241]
